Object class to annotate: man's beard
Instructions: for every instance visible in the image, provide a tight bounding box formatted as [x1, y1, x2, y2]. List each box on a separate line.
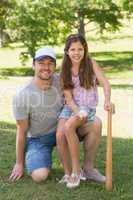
[37, 73, 52, 81]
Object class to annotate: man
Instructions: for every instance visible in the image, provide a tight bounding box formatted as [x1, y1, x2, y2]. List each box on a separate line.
[10, 46, 105, 183]
[10, 46, 63, 182]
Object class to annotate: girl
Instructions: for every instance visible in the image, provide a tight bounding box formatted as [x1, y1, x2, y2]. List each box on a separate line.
[57, 34, 111, 188]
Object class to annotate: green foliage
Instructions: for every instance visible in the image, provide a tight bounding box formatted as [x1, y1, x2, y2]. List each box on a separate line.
[0, 67, 34, 76]
[0, 0, 16, 46]
[19, 52, 31, 66]
[0, 0, 15, 29]
[7, 0, 72, 58]
[3, 0, 132, 61]
[118, 0, 133, 14]
[60, 0, 123, 37]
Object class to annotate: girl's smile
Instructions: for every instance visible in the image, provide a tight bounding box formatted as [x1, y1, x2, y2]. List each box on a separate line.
[67, 41, 84, 65]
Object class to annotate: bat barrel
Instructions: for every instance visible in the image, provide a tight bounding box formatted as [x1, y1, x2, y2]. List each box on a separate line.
[105, 104, 114, 191]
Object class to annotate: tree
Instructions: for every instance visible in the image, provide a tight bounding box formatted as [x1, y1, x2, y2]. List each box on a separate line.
[0, 0, 15, 47]
[7, 0, 127, 60]
[118, 0, 133, 16]
[8, 0, 72, 58]
[59, 0, 123, 37]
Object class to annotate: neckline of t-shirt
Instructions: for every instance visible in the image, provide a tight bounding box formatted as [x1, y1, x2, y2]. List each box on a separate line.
[31, 78, 54, 93]
[72, 73, 79, 77]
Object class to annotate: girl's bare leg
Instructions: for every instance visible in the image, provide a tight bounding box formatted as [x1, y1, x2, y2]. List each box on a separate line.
[64, 116, 85, 175]
[56, 119, 71, 175]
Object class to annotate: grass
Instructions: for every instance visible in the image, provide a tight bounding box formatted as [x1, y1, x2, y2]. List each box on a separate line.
[0, 121, 133, 200]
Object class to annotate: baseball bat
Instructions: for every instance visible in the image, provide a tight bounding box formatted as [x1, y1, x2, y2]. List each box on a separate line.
[105, 103, 115, 191]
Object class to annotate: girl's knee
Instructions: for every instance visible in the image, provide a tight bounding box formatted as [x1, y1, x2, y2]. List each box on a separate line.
[56, 130, 65, 143]
[64, 120, 75, 132]
[95, 117, 102, 127]
[93, 117, 102, 137]
[31, 168, 49, 183]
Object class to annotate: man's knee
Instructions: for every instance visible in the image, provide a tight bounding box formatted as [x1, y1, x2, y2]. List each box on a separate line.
[31, 168, 50, 183]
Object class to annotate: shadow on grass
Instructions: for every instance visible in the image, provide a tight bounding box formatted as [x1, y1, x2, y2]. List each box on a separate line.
[0, 67, 34, 77]
[0, 121, 16, 130]
[111, 84, 133, 90]
[0, 51, 133, 78]
[91, 51, 133, 71]
[0, 120, 133, 200]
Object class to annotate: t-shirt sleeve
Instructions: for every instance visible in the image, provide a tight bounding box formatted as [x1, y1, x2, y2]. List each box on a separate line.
[12, 90, 30, 120]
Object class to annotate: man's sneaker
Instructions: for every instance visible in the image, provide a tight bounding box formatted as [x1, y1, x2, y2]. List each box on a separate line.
[80, 169, 86, 181]
[59, 174, 70, 184]
[84, 169, 106, 183]
[66, 173, 80, 188]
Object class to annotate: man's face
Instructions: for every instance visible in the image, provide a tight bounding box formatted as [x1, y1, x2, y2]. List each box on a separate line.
[34, 57, 56, 80]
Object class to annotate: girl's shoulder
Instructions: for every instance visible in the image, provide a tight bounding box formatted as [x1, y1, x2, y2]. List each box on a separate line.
[90, 58, 97, 66]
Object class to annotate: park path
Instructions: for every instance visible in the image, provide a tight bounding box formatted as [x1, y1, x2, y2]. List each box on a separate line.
[97, 79, 133, 138]
[0, 77, 133, 138]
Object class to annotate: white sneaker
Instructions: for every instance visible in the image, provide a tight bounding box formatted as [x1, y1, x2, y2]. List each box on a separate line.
[66, 173, 80, 188]
[84, 169, 106, 183]
[59, 174, 70, 184]
[80, 169, 86, 181]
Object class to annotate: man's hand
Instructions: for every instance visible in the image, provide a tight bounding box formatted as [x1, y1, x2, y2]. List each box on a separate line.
[9, 163, 24, 182]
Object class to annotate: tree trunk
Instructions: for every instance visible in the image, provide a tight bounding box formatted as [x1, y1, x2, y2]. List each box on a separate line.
[77, 10, 85, 38]
[0, 28, 4, 47]
[0, 28, 10, 47]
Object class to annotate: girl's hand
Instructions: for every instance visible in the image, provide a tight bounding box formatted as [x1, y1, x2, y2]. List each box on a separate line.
[77, 110, 88, 120]
[104, 101, 112, 111]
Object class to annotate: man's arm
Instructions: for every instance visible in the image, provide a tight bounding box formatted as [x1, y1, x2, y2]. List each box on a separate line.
[9, 119, 28, 181]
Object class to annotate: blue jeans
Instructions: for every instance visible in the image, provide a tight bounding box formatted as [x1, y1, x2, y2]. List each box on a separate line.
[25, 131, 56, 174]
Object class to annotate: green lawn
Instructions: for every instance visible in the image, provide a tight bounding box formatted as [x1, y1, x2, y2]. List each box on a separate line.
[0, 121, 133, 200]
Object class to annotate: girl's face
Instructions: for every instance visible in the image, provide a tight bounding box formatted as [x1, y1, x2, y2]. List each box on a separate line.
[67, 41, 84, 65]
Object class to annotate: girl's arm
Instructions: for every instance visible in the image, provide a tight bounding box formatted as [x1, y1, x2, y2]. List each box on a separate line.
[64, 90, 79, 113]
[92, 59, 111, 111]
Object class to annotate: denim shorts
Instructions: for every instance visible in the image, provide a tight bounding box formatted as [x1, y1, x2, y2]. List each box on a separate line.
[59, 106, 96, 123]
[25, 131, 56, 174]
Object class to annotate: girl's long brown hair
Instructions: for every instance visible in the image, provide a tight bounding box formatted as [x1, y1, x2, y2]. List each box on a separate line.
[60, 34, 94, 90]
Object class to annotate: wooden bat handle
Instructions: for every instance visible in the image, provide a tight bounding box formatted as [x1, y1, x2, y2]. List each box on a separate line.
[105, 103, 115, 191]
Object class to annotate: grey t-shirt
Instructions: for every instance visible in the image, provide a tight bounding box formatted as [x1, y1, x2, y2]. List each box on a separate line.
[13, 73, 63, 137]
